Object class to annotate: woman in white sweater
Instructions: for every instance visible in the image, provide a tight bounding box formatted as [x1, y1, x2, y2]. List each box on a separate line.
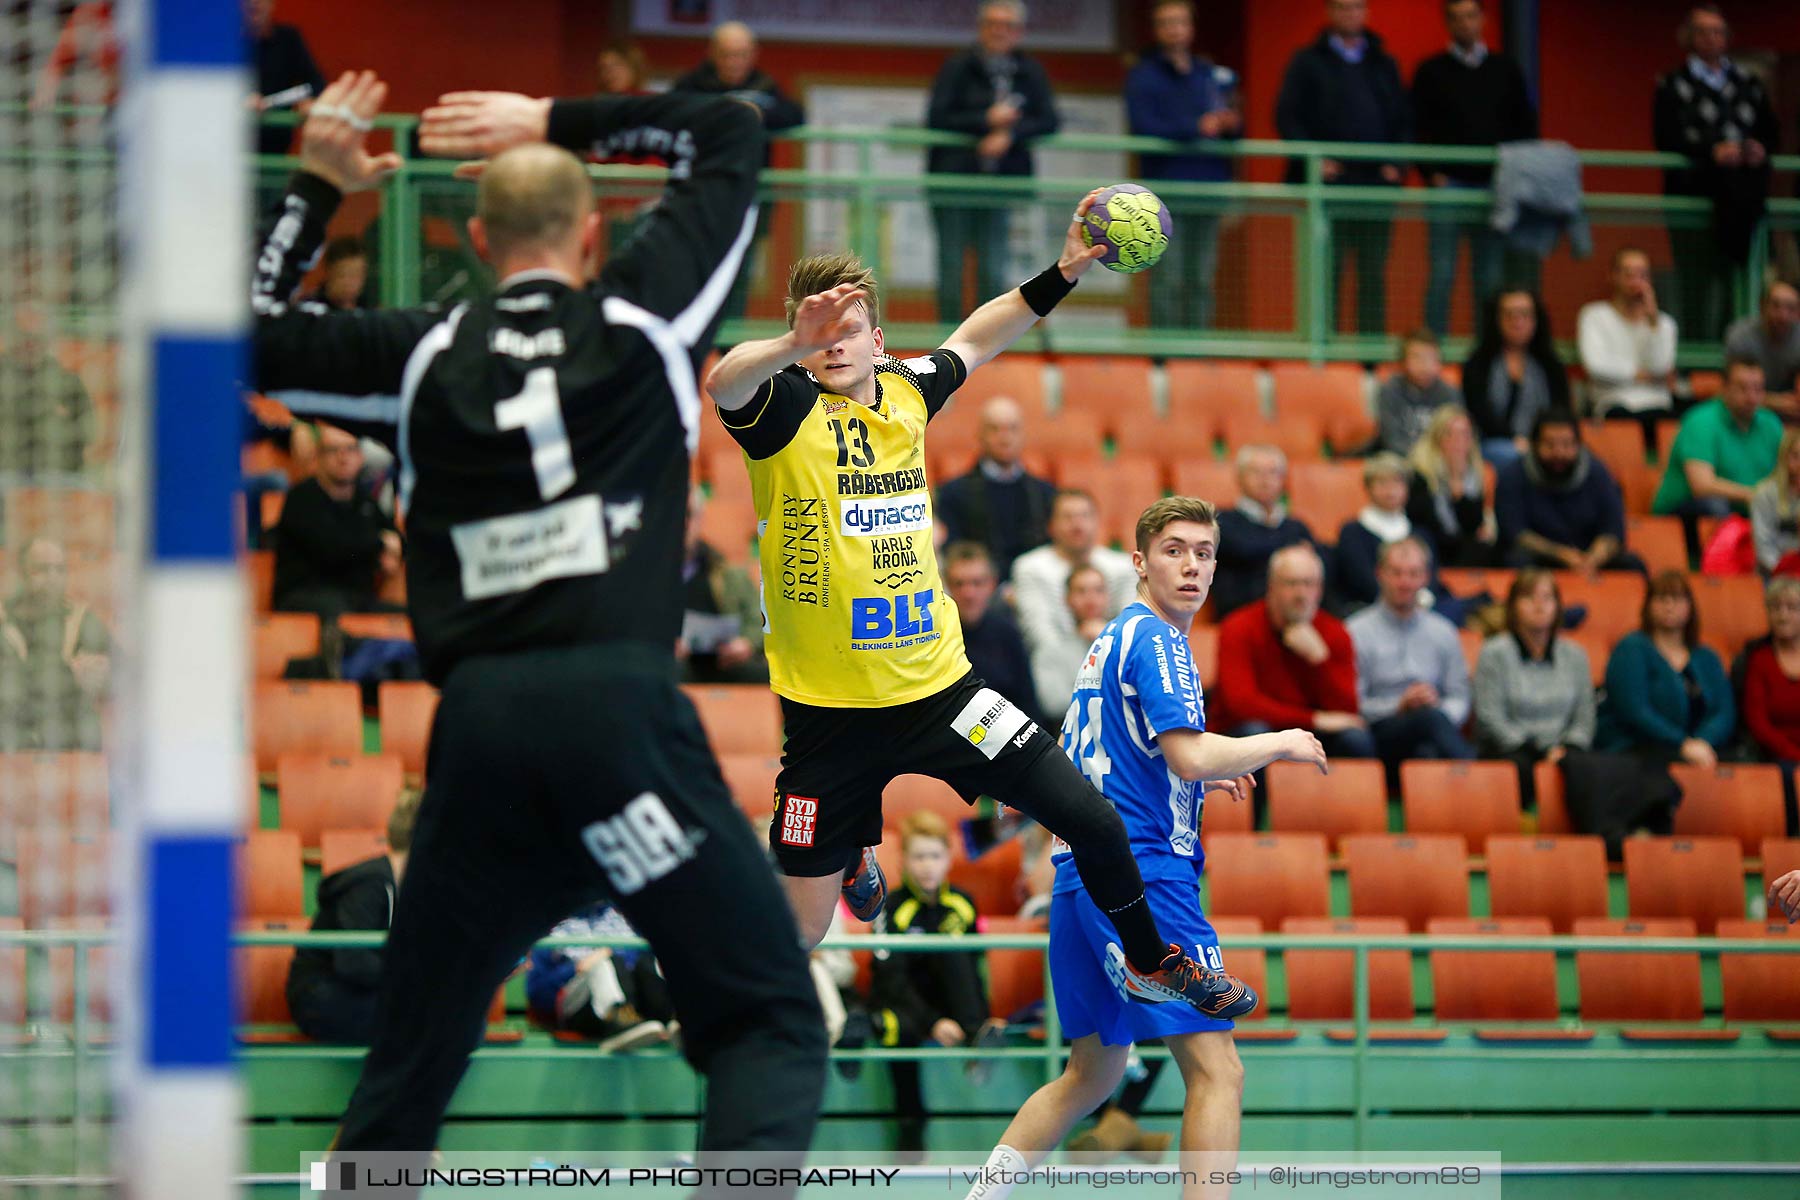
[1577, 246, 1677, 418]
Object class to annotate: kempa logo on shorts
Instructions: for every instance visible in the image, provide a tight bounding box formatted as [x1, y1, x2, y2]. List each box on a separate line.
[780, 794, 819, 847]
[839, 495, 930, 537]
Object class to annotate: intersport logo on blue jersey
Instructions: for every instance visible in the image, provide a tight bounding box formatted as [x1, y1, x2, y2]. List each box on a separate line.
[839, 495, 930, 537]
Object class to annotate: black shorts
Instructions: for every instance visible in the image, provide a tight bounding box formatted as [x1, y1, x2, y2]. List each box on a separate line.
[770, 672, 1058, 876]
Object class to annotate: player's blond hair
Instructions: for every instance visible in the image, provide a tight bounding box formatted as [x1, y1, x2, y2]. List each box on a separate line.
[785, 253, 879, 328]
[1134, 496, 1220, 557]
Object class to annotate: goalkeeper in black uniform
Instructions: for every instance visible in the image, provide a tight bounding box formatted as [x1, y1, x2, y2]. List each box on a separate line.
[249, 71, 824, 1189]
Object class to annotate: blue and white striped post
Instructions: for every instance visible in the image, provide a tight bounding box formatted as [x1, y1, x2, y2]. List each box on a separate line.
[121, 1, 247, 1196]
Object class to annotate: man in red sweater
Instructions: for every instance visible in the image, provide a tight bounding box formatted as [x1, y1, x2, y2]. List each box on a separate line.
[1212, 544, 1376, 760]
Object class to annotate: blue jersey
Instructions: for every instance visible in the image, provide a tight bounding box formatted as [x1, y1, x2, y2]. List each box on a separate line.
[1051, 602, 1207, 893]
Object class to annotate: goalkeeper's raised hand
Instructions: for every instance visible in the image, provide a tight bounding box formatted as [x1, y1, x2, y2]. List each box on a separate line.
[298, 70, 403, 194]
[419, 91, 551, 162]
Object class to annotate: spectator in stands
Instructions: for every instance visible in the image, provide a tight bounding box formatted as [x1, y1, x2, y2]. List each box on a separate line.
[247, 0, 325, 156]
[1213, 444, 1317, 617]
[1410, 0, 1539, 337]
[0, 537, 109, 752]
[597, 40, 648, 95]
[286, 790, 420, 1044]
[1741, 576, 1800, 766]
[1215, 544, 1376, 759]
[1012, 489, 1137, 656]
[935, 396, 1056, 581]
[1276, 0, 1410, 336]
[1462, 289, 1571, 465]
[1473, 570, 1596, 807]
[1029, 563, 1111, 720]
[1406, 405, 1498, 568]
[1578, 247, 1677, 420]
[31, 1, 120, 111]
[526, 901, 677, 1052]
[678, 490, 767, 685]
[1125, 0, 1240, 330]
[1347, 537, 1474, 781]
[1497, 410, 1643, 575]
[304, 236, 368, 311]
[672, 21, 804, 324]
[1376, 329, 1463, 456]
[1332, 452, 1422, 612]
[1653, 5, 1779, 342]
[1653, 356, 1781, 560]
[943, 541, 1040, 725]
[926, 0, 1059, 323]
[1596, 570, 1734, 766]
[1726, 281, 1800, 415]
[271, 423, 402, 620]
[1750, 430, 1800, 576]
[874, 811, 1008, 1153]
[0, 301, 94, 475]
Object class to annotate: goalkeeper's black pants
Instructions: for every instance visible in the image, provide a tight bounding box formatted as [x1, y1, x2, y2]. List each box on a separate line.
[329, 642, 825, 1196]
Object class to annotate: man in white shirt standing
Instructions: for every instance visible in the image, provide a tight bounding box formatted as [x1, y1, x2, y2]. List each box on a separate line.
[1012, 489, 1138, 653]
[1578, 246, 1678, 420]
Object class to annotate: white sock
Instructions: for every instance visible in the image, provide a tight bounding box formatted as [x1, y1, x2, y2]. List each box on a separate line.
[964, 1144, 1030, 1200]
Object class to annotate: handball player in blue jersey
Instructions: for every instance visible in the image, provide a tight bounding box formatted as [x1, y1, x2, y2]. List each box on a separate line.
[965, 496, 1327, 1200]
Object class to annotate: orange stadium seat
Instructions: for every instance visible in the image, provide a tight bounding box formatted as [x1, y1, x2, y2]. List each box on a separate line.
[251, 680, 362, 775]
[1688, 370, 1724, 401]
[1270, 363, 1375, 455]
[716, 753, 781, 829]
[1764, 837, 1800, 892]
[955, 353, 1046, 412]
[1485, 835, 1610, 933]
[252, 612, 321, 679]
[1428, 916, 1567, 1027]
[238, 918, 303, 1041]
[1165, 360, 1264, 443]
[1111, 413, 1216, 478]
[245, 549, 275, 612]
[1202, 833, 1331, 932]
[884, 774, 976, 829]
[13, 831, 110, 929]
[275, 753, 404, 851]
[1563, 626, 1612, 687]
[1056, 356, 1154, 430]
[703, 448, 754, 512]
[319, 828, 388, 878]
[1171, 460, 1240, 509]
[336, 612, 414, 642]
[239, 828, 304, 920]
[698, 498, 757, 562]
[1219, 410, 1325, 463]
[1030, 410, 1106, 463]
[1581, 419, 1650, 476]
[1057, 456, 1164, 547]
[1688, 574, 1767, 663]
[1280, 916, 1415, 1023]
[1716, 919, 1800, 1025]
[377, 682, 439, 781]
[984, 914, 1048, 1022]
[950, 836, 1023, 918]
[1400, 760, 1523, 855]
[1557, 571, 1645, 651]
[1435, 566, 1516, 599]
[1573, 917, 1731, 1038]
[3, 486, 116, 557]
[1266, 759, 1387, 853]
[1207, 916, 1289, 1037]
[1625, 515, 1688, 575]
[1200, 776, 1254, 836]
[1287, 461, 1365, 538]
[46, 915, 112, 1029]
[683, 684, 782, 756]
[1531, 760, 1573, 835]
[1668, 764, 1786, 856]
[1342, 834, 1470, 931]
[1616, 462, 1662, 517]
[0, 752, 109, 841]
[1189, 624, 1220, 691]
[258, 489, 285, 537]
[1457, 628, 1485, 676]
[1623, 836, 1745, 934]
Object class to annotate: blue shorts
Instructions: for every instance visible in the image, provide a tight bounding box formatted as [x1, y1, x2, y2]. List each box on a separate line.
[1049, 875, 1233, 1046]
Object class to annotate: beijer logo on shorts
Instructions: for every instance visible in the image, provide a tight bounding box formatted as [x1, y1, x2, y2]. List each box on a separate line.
[780, 794, 819, 847]
[839, 495, 931, 537]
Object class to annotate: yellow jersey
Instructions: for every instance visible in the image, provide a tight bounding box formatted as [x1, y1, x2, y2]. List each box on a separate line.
[718, 351, 971, 707]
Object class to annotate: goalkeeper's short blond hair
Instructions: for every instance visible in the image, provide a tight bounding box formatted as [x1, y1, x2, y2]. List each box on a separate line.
[785, 253, 879, 328]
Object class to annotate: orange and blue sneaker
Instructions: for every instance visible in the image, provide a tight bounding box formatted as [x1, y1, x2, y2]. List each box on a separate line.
[841, 845, 887, 921]
[1107, 942, 1259, 1020]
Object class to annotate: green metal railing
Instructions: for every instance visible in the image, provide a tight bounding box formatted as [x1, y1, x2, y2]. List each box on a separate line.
[240, 115, 1800, 366]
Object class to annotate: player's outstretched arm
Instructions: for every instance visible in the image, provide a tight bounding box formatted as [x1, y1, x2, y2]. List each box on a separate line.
[705, 284, 866, 411]
[1159, 727, 1328, 785]
[939, 189, 1106, 372]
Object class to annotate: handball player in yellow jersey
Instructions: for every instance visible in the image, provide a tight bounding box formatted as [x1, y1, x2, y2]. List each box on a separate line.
[705, 194, 1252, 1016]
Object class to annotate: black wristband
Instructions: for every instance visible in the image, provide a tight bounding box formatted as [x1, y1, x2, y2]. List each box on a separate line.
[1019, 263, 1076, 317]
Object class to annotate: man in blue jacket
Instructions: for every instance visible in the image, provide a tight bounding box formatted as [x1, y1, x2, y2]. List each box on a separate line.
[1496, 411, 1646, 575]
[926, 0, 1059, 323]
[1276, 0, 1411, 336]
[1125, 0, 1241, 331]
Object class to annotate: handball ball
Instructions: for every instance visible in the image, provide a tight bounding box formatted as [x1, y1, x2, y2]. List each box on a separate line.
[1080, 183, 1173, 274]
